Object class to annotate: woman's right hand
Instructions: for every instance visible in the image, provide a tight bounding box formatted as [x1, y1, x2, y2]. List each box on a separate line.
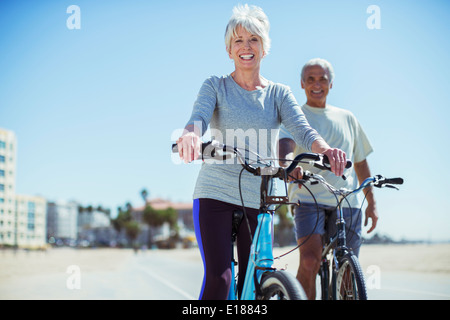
[177, 132, 202, 163]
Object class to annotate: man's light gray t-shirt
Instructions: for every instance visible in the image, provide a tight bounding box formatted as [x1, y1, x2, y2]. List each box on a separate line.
[185, 74, 321, 209]
[280, 104, 373, 208]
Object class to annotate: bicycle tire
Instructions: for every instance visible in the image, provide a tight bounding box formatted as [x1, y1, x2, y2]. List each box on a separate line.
[334, 252, 367, 300]
[258, 270, 307, 300]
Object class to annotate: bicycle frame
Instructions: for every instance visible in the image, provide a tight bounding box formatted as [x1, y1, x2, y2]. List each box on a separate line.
[318, 175, 402, 300]
[173, 141, 301, 300]
[322, 200, 350, 262]
[322, 176, 382, 259]
[320, 198, 354, 300]
[228, 209, 275, 300]
[228, 171, 284, 300]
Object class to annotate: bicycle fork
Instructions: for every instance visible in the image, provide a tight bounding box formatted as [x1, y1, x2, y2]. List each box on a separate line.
[320, 207, 347, 300]
[228, 210, 243, 300]
[319, 257, 330, 300]
[240, 212, 275, 300]
[335, 206, 347, 259]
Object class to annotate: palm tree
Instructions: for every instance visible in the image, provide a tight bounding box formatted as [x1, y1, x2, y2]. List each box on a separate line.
[143, 204, 179, 247]
[141, 188, 149, 204]
[143, 204, 164, 228]
[111, 206, 135, 247]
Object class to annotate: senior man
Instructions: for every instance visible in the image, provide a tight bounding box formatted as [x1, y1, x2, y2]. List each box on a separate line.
[278, 58, 377, 300]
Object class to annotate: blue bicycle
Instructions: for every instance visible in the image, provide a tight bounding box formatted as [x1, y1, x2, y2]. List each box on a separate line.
[173, 140, 307, 299]
[172, 140, 354, 300]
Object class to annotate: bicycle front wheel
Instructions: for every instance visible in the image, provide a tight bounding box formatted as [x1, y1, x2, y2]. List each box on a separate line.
[335, 252, 367, 300]
[258, 270, 307, 300]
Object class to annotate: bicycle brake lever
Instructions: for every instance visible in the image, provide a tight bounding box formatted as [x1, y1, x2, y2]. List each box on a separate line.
[384, 184, 399, 190]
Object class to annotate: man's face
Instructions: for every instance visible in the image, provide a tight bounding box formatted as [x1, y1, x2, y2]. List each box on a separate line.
[301, 65, 332, 108]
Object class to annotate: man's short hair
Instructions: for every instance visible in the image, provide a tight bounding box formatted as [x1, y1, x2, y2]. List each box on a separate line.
[301, 58, 335, 83]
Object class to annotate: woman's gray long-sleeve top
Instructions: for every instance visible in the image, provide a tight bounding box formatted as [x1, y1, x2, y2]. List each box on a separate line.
[185, 74, 321, 209]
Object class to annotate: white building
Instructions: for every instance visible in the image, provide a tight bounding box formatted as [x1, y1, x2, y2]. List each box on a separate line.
[0, 128, 17, 246]
[78, 206, 110, 230]
[0, 128, 47, 248]
[47, 200, 78, 245]
[15, 195, 47, 249]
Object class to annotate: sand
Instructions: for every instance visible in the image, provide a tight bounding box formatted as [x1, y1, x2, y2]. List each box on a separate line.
[273, 243, 450, 275]
[2, 243, 448, 279]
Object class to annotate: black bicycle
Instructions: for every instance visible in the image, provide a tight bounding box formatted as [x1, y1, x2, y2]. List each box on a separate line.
[289, 164, 404, 300]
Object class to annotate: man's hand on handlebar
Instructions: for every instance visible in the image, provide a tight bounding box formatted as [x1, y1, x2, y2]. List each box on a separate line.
[288, 167, 304, 189]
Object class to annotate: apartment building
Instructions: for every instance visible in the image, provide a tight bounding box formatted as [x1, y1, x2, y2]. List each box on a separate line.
[0, 128, 47, 248]
[15, 194, 47, 249]
[0, 128, 17, 246]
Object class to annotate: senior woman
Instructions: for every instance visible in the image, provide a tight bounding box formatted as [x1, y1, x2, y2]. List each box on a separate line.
[176, 4, 346, 300]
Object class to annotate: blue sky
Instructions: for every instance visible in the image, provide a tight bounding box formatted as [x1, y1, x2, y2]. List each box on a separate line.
[1, 0, 449, 241]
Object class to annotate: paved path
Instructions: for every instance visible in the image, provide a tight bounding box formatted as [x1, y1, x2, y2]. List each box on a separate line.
[1, 245, 449, 300]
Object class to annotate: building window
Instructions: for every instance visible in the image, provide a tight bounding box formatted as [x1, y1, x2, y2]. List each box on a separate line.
[28, 202, 35, 231]
[0, 170, 4, 177]
[0, 184, 4, 192]
[0, 141, 5, 149]
[0, 155, 5, 163]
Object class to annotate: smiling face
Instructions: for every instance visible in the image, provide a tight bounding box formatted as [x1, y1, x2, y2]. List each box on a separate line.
[301, 65, 333, 108]
[227, 25, 265, 71]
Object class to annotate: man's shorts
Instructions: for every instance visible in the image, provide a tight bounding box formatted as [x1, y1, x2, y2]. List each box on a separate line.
[293, 203, 362, 256]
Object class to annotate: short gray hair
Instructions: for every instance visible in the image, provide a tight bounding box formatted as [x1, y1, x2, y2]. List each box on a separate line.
[224, 4, 271, 55]
[301, 58, 335, 83]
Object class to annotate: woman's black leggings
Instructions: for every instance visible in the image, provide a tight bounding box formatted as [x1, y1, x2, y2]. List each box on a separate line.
[193, 198, 259, 300]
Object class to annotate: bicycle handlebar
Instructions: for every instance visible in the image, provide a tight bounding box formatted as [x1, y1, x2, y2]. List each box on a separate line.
[285, 153, 352, 175]
[172, 142, 212, 154]
[372, 175, 404, 189]
[172, 141, 403, 204]
[172, 141, 259, 175]
[299, 171, 404, 198]
[172, 141, 351, 178]
[377, 177, 404, 185]
[172, 141, 239, 161]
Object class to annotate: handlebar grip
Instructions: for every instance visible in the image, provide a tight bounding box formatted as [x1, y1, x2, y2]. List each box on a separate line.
[171, 142, 212, 154]
[322, 155, 352, 169]
[286, 153, 353, 175]
[383, 177, 404, 185]
[285, 153, 319, 174]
